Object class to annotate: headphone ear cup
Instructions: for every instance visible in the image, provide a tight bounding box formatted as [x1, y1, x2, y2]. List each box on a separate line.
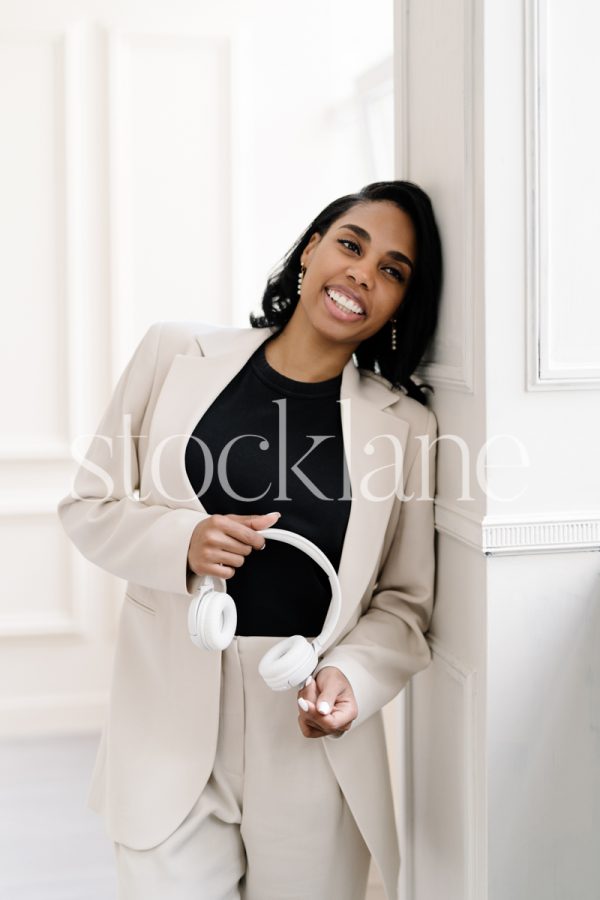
[188, 584, 237, 651]
[258, 634, 318, 691]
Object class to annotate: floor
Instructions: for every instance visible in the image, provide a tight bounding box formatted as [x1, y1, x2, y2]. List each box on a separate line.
[0, 734, 386, 899]
[0, 734, 115, 900]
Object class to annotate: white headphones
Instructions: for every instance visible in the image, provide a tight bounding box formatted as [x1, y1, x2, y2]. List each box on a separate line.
[187, 527, 342, 691]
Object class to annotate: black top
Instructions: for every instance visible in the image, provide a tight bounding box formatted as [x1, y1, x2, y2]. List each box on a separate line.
[184, 335, 351, 637]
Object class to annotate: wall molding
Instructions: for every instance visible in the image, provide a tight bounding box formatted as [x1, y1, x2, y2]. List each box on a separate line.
[0, 691, 107, 738]
[64, 23, 89, 444]
[396, 0, 476, 394]
[435, 497, 600, 555]
[429, 639, 478, 900]
[393, 0, 409, 177]
[525, 0, 600, 390]
[0, 502, 88, 639]
[355, 55, 394, 183]
[107, 27, 231, 378]
[402, 639, 479, 900]
[0, 442, 71, 461]
[0, 25, 85, 456]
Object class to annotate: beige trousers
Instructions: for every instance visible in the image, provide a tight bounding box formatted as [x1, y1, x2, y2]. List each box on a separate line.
[113, 635, 371, 900]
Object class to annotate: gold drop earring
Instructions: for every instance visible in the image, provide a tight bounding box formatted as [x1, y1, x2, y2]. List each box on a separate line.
[390, 317, 397, 351]
[297, 265, 305, 297]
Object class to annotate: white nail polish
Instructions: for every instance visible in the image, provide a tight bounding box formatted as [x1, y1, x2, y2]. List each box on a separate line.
[304, 675, 313, 687]
[317, 701, 330, 715]
[297, 697, 309, 712]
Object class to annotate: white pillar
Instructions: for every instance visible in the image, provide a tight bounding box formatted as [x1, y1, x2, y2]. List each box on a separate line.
[394, 1, 600, 898]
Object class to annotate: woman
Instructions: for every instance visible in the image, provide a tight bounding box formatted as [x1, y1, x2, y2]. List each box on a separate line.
[57, 180, 442, 900]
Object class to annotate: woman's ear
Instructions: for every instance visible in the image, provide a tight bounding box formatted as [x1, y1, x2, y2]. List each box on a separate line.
[301, 232, 322, 268]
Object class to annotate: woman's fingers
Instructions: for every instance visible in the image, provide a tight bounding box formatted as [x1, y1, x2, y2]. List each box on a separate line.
[297, 707, 349, 739]
[190, 513, 283, 579]
[296, 691, 353, 737]
[206, 524, 256, 556]
[202, 551, 244, 579]
[221, 512, 280, 551]
[296, 667, 357, 738]
[188, 514, 276, 579]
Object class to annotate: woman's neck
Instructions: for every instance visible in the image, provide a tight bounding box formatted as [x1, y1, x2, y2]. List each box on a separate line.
[264, 311, 357, 382]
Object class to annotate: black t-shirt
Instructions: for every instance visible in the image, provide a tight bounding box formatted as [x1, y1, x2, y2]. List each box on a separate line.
[184, 334, 351, 637]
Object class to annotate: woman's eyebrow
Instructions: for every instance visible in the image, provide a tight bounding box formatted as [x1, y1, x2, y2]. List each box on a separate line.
[336, 223, 414, 271]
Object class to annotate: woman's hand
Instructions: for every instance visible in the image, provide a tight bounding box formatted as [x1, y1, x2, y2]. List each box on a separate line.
[187, 511, 281, 580]
[296, 666, 357, 739]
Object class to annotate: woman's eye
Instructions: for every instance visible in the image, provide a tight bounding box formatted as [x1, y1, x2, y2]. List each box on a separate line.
[338, 238, 360, 253]
[384, 266, 406, 284]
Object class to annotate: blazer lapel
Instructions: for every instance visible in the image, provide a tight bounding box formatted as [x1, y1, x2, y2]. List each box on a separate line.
[325, 362, 410, 646]
[143, 324, 410, 647]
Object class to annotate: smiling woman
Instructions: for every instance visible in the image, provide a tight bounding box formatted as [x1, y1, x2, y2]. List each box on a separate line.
[251, 180, 443, 402]
[57, 178, 443, 900]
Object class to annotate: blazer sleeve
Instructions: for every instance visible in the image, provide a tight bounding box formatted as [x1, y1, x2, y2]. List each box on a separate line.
[313, 407, 438, 736]
[56, 321, 211, 597]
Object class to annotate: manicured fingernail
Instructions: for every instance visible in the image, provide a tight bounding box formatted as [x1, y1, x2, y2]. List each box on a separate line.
[317, 701, 330, 715]
[297, 698, 309, 712]
[304, 676, 313, 687]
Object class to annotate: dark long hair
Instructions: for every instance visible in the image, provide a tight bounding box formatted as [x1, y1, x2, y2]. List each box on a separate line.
[249, 180, 442, 406]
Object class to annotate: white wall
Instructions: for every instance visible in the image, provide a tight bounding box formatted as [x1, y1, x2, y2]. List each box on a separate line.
[0, 0, 392, 740]
[488, 555, 600, 898]
[229, 0, 394, 326]
[396, 0, 600, 898]
[484, 1, 600, 896]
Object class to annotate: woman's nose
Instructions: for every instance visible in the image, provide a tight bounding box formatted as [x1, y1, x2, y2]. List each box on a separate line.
[347, 266, 374, 290]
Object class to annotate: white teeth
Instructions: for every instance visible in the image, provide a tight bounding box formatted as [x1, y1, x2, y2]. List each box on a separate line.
[326, 288, 365, 315]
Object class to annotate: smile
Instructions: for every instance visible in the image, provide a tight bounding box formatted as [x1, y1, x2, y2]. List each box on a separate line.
[324, 288, 366, 319]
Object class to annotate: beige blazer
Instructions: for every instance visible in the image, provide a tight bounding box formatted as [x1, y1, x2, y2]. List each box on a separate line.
[57, 320, 438, 900]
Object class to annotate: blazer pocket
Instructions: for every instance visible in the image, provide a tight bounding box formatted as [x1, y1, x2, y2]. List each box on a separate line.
[124, 591, 157, 616]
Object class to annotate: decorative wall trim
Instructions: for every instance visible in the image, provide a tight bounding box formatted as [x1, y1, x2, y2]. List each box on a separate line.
[525, 0, 600, 389]
[430, 639, 478, 900]
[397, 0, 476, 393]
[435, 497, 600, 555]
[0, 503, 88, 638]
[402, 639, 478, 900]
[0, 614, 81, 638]
[107, 28, 231, 378]
[0, 26, 84, 456]
[0, 691, 108, 738]
[107, 27, 134, 381]
[481, 513, 600, 555]
[355, 55, 394, 183]
[393, 0, 409, 177]
[397, 686, 413, 900]
[434, 497, 484, 552]
[0, 442, 71, 461]
[64, 23, 88, 443]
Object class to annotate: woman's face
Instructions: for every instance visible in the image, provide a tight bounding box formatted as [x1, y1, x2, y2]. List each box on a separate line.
[298, 200, 417, 347]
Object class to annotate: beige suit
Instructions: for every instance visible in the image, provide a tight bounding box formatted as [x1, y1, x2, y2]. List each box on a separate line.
[56, 320, 438, 900]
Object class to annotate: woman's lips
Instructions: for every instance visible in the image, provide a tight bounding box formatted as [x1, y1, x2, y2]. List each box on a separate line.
[323, 289, 366, 322]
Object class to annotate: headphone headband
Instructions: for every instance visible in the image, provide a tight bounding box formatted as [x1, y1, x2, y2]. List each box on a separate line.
[255, 527, 341, 653]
